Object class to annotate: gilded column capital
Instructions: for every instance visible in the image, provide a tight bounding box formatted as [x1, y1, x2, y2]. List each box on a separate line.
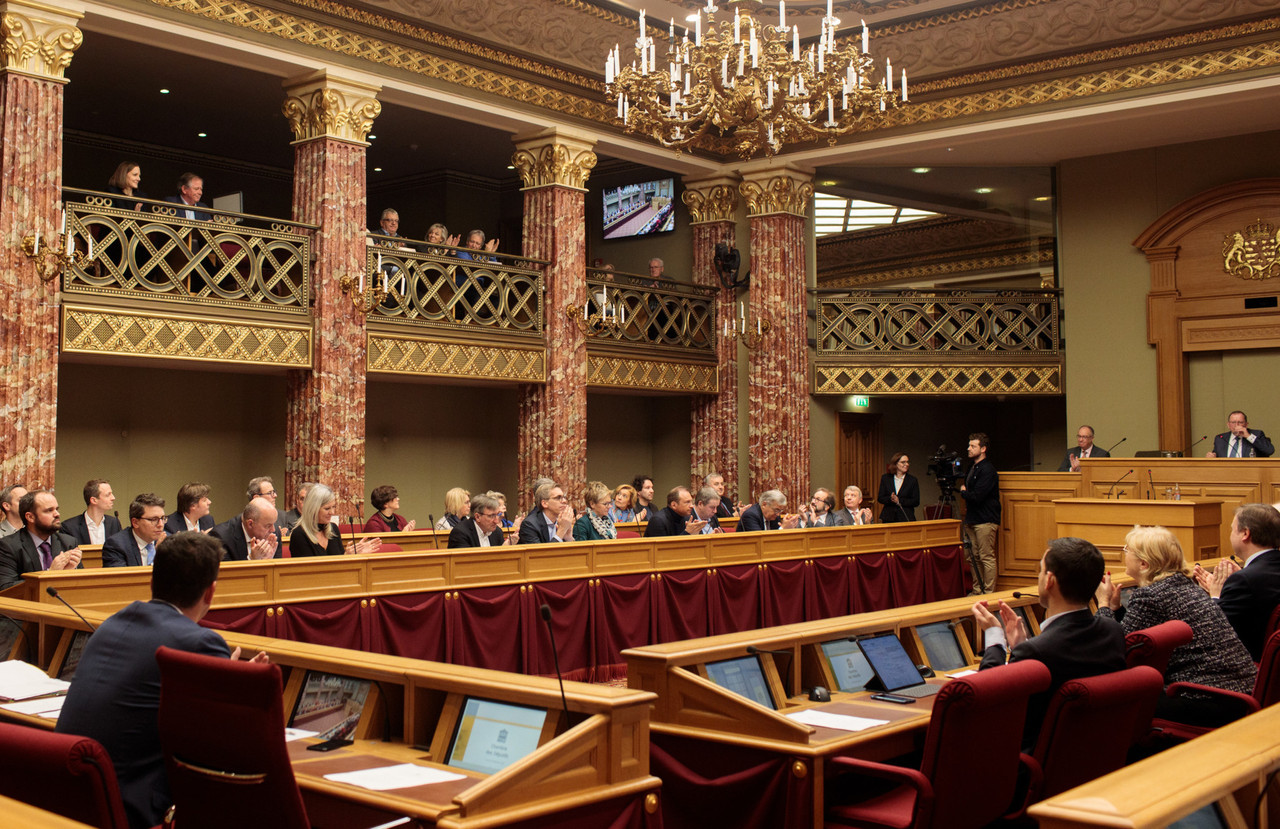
[740, 168, 815, 219]
[0, 0, 83, 82]
[511, 128, 596, 191]
[682, 175, 740, 224]
[282, 70, 381, 146]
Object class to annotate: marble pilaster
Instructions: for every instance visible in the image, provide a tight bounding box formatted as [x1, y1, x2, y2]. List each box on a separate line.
[282, 70, 380, 514]
[511, 129, 596, 510]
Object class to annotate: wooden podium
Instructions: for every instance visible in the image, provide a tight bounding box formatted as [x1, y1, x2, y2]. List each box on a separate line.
[1053, 498, 1222, 562]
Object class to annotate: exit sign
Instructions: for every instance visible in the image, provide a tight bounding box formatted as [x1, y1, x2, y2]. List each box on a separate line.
[852, 395, 870, 408]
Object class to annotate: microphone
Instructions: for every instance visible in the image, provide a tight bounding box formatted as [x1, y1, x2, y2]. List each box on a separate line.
[1106, 470, 1134, 499]
[745, 644, 792, 656]
[1146, 469, 1153, 500]
[1011, 591, 1039, 600]
[428, 514, 436, 530]
[539, 604, 570, 724]
[1190, 435, 1209, 451]
[46, 587, 97, 632]
[1104, 437, 1127, 454]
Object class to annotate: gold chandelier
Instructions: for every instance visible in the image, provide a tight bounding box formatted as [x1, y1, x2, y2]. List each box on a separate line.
[605, 1, 906, 158]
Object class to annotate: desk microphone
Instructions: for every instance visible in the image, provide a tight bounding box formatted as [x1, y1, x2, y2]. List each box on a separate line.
[1011, 591, 1039, 600]
[1106, 470, 1134, 499]
[46, 587, 96, 633]
[1190, 435, 1209, 452]
[428, 514, 436, 531]
[1104, 437, 1127, 455]
[745, 645, 792, 657]
[539, 604, 570, 725]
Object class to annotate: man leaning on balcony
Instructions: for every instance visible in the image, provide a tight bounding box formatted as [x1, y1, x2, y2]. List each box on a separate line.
[163, 172, 211, 221]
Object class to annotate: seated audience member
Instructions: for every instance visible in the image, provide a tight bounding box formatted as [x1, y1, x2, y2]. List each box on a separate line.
[690, 486, 724, 534]
[105, 161, 146, 211]
[246, 474, 286, 535]
[425, 222, 460, 252]
[164, 482, 214, 535]
[434, 487, 471, 531]
[456, 228, 499, 260]
[738, 490, 800, 532]
[364, 485, 417, 533]
[0, 490, 83, 589]
[62, 479, 121, 545]
[833, 485, 874, 526]
[517, 482, 574, 544]
[1096, 525, 1255, 727]
[0, 483, 27, 538]
[210, 497, 280, 561]
[369, 208, 412, 248]
[574, 481, 618, 541]
[645, 486, 720, 537]
[1195, 502, 1280, 660]
[1058, 425, 1111, 471]
[704, 473, 740, 519]
[448, 493, 516, 548]
[290, 484, 381, 558]
[799, 488, 837, 528]
[163, 172, 210, 221]
[56, 531, 266, 829]
[485, 490, 517, 528]
[609, 484, 638, 523]
[1206, 410, 1274, 458]
[280, 481, 313, 532]
[877, 453, 920, 522]
[973, 536, 1126, 746]
[103, 493, 168, 568]
[632, 475, 656, 522]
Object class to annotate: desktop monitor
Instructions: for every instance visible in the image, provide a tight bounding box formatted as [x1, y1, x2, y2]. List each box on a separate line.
[819, 638, 876, 692]
[289, 671, 371, 741]
[1120, 586, 1136, 609]
[55, 630, 90, 681]
[856, 633, 929, 694]
[1012, 605, 1036, 638]
[445, 697, 549, 775]
[704, 655, 776, 710]
[916, 621, 967, 671]
[1168, 801, 1231, 829]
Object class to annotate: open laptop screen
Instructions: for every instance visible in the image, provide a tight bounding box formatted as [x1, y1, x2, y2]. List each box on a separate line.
[856, 634, 926, 693]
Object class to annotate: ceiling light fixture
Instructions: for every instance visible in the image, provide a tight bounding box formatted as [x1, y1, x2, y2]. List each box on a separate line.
[159, 88, 170, 94]
[911, 167, 930, 174]
[975, 187, 992, 194]
[197, 132, 207, 138]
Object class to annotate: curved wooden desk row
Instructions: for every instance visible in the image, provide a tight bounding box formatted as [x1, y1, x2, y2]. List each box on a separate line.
[12, 523, 966, 681]
[0, 597, 660, 829]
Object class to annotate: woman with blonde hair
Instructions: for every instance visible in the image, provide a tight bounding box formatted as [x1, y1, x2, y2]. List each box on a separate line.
[290, 483, 381, 557]
[574, 481, 617, 541]
[434, 487, 470, 531]
[609, 484, 638, 523]
[1096, 524, 1256, 726]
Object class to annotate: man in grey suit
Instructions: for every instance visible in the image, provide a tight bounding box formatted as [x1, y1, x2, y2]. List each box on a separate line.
[0, 490, 83, 590]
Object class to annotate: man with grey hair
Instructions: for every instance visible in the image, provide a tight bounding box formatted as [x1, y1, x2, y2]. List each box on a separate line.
[0, 484, 27, 538]
[209, 497, 280, 561]
[281, 481, 314, 532]
[517, 482, 574, 544]
[449, 493, 509, 548]
[457, 228, 499, 261]
[738, 490, 800, 532]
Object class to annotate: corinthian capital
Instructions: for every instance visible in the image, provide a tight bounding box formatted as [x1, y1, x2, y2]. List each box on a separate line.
[511, 128, 596, 191]
[682, 175, 741, 224]
[282, 70, 381, 146]
[740, 167, 814, 219]
[0, 1, 83, 82]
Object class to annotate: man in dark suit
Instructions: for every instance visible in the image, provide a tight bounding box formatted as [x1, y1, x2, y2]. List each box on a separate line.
[0, 490, 84, 590]
[961, 432, 1001, 594]
[56, 532, 266, 829]
[162, 172, 211, 221]
[209, 497, 280, 561]
[0, 483, 27, 539]
[1197, 503, 1280, 660]
[280, 481, 313, 533]
[103, 493, 168, 568]
[1057, 424, 1113, 471]
[1206, 411, 1275, 458]
[738, 489, 800, 532]
[799, 488, 838, 528]
[163, 482, 215, 536]
[517, 482, 574, 544]
[645, 486, 720, 537]
[448, 493, 508, 548]
[704, 473, 740, 519]
[973, 536, 1126, 747]
[62, 478, 122, 546]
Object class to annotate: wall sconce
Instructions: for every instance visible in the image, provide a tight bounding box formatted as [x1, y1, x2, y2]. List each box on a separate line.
[22, 212, 88, 283]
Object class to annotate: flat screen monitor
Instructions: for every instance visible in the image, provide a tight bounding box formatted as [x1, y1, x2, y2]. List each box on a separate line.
[820, 638, 875, 692]
[856, 634, 928, 694]
[56, 630, 90, 681]
[1168, 802, 1229, 829]
[916, 621, 967, 671]
[445, 697, 549, 775]
[704, 655, 776, 710]
[1012, 605, 1036, 638]
[289, 671, 371, 741]
[602, 178, 675, 239]
[1120, 586, 1135, 609]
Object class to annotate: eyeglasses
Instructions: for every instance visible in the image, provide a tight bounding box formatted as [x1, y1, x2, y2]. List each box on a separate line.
[478, 511, 502, 519]
[261, 490, 277, 498]
[141, 515, 165, 525]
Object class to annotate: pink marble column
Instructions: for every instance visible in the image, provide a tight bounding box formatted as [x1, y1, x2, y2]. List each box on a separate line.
[282, 72, 381, 515]
[511, 130, 596, 510]
[682, 177, 741, 500]
[741, 169, 814, 506]
[0, 3, 82, 488]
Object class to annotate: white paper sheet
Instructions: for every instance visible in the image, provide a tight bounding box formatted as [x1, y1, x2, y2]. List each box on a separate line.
[284, 728, 319, 742]
[947, 669, 978, 678]
[0, 660, 71, 701]
[0, 695, 66, 718]
[785, 709, 889, 732]
[323, 763, 467, 791]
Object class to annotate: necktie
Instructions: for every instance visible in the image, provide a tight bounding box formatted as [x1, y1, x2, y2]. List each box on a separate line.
[1232, 438, 1241, 458]
[145, 542, 156, 565]
[38, 541, 52, 570]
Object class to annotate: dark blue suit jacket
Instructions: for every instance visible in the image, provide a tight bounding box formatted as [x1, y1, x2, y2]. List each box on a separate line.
[1211, 429, 1275, 458]
[163, 511, 214, 536]
[56, 600, 230, 829]
[518, 512, 561, 545]
[62, 512, 122, 546]
[1218, 550, 1280, 660]
[738, 503, 779, 532]
[102, 528, 147, 568]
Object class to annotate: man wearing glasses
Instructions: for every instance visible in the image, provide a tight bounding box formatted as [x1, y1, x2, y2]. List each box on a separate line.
[517, 482, 575, 544]
[448, 493, 514, 548]
[103, 493, 168, 567]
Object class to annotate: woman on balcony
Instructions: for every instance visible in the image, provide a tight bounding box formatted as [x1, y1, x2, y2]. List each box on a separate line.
[424, 222, 459, 254]
[573, 482, 617, 541]
[876, 453, 920, 522]
[608, 484, 639, 523]
[106, 161, 146, 211]
[434, 487, 471, 531]
[363, 485, 416, 533]
[291, 484, 381, 557]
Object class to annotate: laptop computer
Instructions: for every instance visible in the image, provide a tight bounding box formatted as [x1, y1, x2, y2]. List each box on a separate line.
[856, 633, 941, 698]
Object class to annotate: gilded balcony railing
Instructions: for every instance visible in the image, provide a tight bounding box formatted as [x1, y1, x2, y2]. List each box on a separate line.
[62, 189, 313, 313]
[365, 237, 545, 334]
[581, 268, 716, 352]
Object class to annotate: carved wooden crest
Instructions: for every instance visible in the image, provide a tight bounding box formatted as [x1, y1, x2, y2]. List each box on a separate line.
[1223, 218, 1280, 280]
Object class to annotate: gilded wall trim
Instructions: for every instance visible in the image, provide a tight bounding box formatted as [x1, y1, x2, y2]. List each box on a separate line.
[61, 305, 312, 366]
[282, 71, 381, 145]
[682, 176, 740, 224]
[740, 169, 814, 219]
[821, 246, 1054, 288]
[511, 132, 597, 191]
[367, 333, 546, 382]
[587, 356, 718, 393]
[814, 362, 1063, 395]
[1, 2, 82, 81]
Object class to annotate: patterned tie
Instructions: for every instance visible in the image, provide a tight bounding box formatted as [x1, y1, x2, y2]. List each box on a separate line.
[145, 542, 156, 565]
[38, 541, 52, 570]
[1232, 437, 1241, 458]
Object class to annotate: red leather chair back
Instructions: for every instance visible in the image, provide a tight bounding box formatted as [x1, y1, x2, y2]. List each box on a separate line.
[156, 647, 309, 829]
[1030, 665, 1163, 800]
[0, 722, 130, 829]
[1125, 620, 1193, 676]
[1255, 628, 1280, 708]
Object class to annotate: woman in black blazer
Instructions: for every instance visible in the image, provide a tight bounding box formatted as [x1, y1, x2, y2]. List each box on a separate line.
[289, 483, 381, 557]
[877, 453, 920, 522]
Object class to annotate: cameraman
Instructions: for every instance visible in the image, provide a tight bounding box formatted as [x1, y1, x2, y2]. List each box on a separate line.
[959, 432, 1000, 594]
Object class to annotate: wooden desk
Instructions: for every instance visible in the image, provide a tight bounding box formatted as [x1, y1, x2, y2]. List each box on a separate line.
[1054, 497, 1222, 560]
